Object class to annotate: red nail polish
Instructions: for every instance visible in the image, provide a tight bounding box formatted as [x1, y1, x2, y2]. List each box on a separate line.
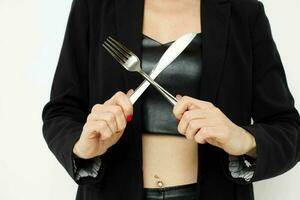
[126, 115, 133, 122]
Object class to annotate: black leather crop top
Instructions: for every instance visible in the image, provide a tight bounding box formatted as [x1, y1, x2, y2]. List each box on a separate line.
[140, 33, 202, 136]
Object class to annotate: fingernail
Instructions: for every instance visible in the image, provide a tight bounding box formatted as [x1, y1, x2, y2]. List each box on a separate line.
[126, 115, 133, 122]
[176, 94, 182, 99]
[127, 89, 134, 95]
[176, 118, 180, 123]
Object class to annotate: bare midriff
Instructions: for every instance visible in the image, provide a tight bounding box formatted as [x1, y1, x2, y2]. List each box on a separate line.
[142, 132, 198, 188]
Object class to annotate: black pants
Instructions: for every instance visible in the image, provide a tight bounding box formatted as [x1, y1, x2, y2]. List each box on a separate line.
[143, 183, 197, 200]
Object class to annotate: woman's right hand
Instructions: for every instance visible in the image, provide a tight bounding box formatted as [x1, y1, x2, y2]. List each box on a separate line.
[73, 89, 134, 159]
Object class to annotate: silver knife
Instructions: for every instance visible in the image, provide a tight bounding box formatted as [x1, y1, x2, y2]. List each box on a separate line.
[129, 32, 197, 104]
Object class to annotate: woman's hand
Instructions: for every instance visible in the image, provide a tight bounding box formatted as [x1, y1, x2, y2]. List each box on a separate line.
[73, 89, 134, 159]
[173, 95, 257, 157]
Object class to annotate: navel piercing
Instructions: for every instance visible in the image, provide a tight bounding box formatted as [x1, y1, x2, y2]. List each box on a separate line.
[154, 174, 164, 188]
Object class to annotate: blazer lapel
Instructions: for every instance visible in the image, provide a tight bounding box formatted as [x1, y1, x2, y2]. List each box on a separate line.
[114, 0, 145, 92]
[201, 0, 231, 103]
[114, 0, 145, 173]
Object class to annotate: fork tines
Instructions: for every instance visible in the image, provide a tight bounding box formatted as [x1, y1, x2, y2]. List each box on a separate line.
[102, 36, 131, 64]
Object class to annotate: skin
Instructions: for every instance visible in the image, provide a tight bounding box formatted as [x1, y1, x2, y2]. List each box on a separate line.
[174, 95, 256, 157]
[73, 0, 257, 188]
[73, 89, 134, 159]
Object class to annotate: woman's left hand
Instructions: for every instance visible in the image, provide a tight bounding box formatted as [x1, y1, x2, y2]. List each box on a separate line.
[173, 95, 257, 157]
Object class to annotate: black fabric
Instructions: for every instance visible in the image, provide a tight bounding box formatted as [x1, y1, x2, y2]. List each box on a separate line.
[141, 33, 202, 135]
[41, 0, 300, 200]
[143, 183, 197, 200]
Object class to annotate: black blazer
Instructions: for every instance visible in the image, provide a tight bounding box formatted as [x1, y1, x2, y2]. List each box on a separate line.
[42, 0, 300, 199]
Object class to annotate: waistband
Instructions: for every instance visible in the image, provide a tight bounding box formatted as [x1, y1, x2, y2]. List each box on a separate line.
[143, 182, 197, 199]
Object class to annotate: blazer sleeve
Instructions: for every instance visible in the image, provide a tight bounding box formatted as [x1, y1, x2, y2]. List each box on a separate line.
[222, 1, 300, 184]
[41, 0, 107, 186]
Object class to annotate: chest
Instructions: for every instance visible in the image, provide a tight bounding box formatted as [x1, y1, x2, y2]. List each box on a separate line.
[142, 0, 201, 44]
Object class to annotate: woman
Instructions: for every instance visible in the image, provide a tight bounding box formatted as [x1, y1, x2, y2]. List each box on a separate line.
[42, 0, 300, 199]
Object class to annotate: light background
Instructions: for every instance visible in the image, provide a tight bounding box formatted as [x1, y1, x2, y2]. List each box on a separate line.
[0, 0, 299, 199]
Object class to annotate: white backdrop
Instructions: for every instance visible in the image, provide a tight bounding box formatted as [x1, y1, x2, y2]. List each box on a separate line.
[0, 0, 299, 199]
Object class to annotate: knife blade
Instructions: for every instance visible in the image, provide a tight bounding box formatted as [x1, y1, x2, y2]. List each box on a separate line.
[129, 32, 197, 104]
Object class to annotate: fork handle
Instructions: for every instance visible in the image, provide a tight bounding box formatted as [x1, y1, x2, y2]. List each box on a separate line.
[138, 70, 177, 106]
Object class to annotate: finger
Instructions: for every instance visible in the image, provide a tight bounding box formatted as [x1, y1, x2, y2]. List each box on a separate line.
[184, 118, 216, 140]
[194, 127, 216, 144]
[91, 105, 126, 132]
[176, 94, 183, 100]
[84, 121, 113, 140]
[177, 109, 213, 134]
[126, 88, 134, 96]
[109, 106, 127, 132]
[184, 119, 201, 140]
[105, 91, 133, 120]
[178, 95, 215, 109]
[87, 112, 118, 134]
[173, 96, 214, 120]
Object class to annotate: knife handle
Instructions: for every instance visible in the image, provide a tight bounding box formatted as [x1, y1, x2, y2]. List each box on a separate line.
[129, 79, 150, 104]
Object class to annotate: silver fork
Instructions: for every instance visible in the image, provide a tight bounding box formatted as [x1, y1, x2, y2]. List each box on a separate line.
[102, 36, 177, 105]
